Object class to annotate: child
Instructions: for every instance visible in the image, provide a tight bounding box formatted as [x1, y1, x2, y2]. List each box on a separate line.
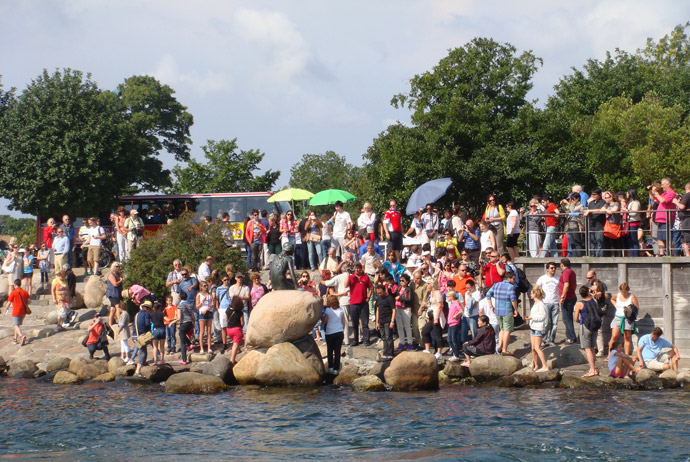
[525, 286, 548, 372]
[608, 337, 640, 378]
[116, 302, 131, 363]
[477, 287, 499, 353]
[446, 290, 464, 361]
[395, 273, 413, 351]
[464, 280, 480, 339]
[226, 296, 245, 364]
[375, 284, 396, 361]
[322, 295, 345, 375]
[163, 295, 178, 354]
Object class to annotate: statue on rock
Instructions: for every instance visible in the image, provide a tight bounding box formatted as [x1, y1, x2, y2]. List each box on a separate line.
[270, 242, 300, 291]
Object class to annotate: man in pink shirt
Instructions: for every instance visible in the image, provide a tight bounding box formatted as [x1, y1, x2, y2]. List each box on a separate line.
[651, 178, 677, 256]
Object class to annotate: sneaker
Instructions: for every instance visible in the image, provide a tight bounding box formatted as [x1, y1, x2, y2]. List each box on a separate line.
[69, 311, 78, 323]
[20, 336, 26, 346]
[11, 339, 18, 345]
[327, 368, 334, 374]
[332, 369, 339, 376]
[423, 350, 431, 354]
[178, 360, 188, 365]
[565, 339, 575, 345]
[434, 352, 443, 360]
[126, 360, 135, 365]
[395, 344, 406, 351]
[449, 356, 460, 362]
[406, 344, 413, 351]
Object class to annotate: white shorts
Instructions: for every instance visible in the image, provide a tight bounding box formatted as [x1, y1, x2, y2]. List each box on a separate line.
[645, 349, 674, 371]
[219, 309, 228, 328]
[120, 339, 130, 353]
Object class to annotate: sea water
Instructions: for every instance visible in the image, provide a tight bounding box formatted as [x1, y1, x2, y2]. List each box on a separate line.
[1, 378, 689, 461]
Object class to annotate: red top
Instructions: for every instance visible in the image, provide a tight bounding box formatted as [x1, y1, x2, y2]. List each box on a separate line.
[383, 208, 403, 233]
[545, 203, 559, 228]
[348, 273, 372, 304]
[42, 226, 54, 248]
[87, 321, 104, 345]
[7, 288, 30, 317]
[558, 267, 577, 300]
[483, 262, 504, 289]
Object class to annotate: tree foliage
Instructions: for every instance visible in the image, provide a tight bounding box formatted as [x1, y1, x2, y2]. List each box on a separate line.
[0, 215, 36, 247]
[122, 214, 244, 300]
[0, 69, 193, 218]
[169, 138, 280, 194]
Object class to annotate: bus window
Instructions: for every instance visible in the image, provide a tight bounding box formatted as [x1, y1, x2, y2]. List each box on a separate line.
[247, 196, 276, 219]
[210, 197, 246, 223]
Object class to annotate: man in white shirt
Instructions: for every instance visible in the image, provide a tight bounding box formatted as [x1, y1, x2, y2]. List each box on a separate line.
[535, 262, 560, 346]
[420, 204, 439, 255]
[87, 217, 106, 276]
[331, 201, 352, 258]
[198, 256, 213, 283]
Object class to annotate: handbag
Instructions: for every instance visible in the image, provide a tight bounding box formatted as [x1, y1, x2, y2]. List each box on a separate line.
[136, 331, 153, 347]
[603, 219, 622, 239]
[308, 233, 321, 242]
[2, 259, 16, 274]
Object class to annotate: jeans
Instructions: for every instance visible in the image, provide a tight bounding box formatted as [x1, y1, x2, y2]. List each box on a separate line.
[561, 298, 577, 342]
[307, 240, 323, 270]
[179, 322, 193, 363]
[590, 228, 604, 257]
[673, 229, 682, 256]
[250, 242, 262, 271]
[448, 324, 461, 358]
[628, 223, 640, 257]
[541, 226, 558, 257]
[243, 309, 249, 334]
[543, 302, 559, 343]
[320, 239, 331, 263]
[567, 230, 583, 257]
[166, 324, 177, 351]
[87, 342, 111, 360]
[349, 302, 370, 345]
[245, 242, 251, 267]
[138, 344, 148, 366]
[466, 315, 478, 340]
[325, 331, 344, 371]
[378, 322, 394, 358]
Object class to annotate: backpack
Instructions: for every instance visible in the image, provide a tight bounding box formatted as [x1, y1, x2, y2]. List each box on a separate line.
[584, 300, 603, 331]
[514, 265, 531, 294]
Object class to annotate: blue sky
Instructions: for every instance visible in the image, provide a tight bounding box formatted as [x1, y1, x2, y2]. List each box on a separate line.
[1, 0, 689, 217]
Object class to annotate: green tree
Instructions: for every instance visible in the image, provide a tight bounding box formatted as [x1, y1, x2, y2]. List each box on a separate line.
[169, 138, 280, 194]
[0, 69, 194, 218]
[288, 151, 360, 192]
[0, 77, 15, 119]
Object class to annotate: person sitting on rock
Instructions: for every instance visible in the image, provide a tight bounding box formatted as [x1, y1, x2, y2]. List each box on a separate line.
[85, 313, 111, 360]
[460, 315, 495, 367]
[608, 337, 640, 378]
[636, 327, 680, 372]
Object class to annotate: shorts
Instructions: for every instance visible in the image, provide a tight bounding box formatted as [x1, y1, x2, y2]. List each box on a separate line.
[530, 329, 543, 337]
[645, 349, 674, 372]
[219, 309, 229, 328]
[23, 272, 33, 279]
[108, 296, 120, 307]
[226, 326, 243, 344]
[506, 234, 519, 247]
[580, 324, 597, 349]
[120, 339, 130, 353]
[389, 231, 403, 251]
[610, 316, 635, 331]
[87, 246, 101, 264]
[152, 327, 166, 340]
[58, 307, 68, 319]
[12, 316, 24, 327]
[199, 309, 214, 321]
[497, 314, 514, 332]
[610, 368, 626, 378]
[655, 223, 667, 241]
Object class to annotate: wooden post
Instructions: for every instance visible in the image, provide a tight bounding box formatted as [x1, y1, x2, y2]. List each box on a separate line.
[662, 263, 674, 343]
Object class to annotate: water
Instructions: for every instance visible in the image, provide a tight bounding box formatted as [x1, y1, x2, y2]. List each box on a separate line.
[1, 378, 689, 461]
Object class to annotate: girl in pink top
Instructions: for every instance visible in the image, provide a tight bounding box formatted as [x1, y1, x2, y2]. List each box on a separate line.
[446, 290, 464, 361]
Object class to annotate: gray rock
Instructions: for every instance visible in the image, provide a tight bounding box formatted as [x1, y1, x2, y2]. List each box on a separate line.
[165, 372, 229, 394]
[53, 371, 83, 384]
[292, 334, 326, 378]
[246, 290, 322, 348]
[45, 310, 59, 325]
[116, 365, 136, 377]
[233, 350, 264, 385]
[0, 328, 13, 339]
[510, 368, 540, 386]
[559, 374, 598, 389]
[469, 355, 523, 382]
[659, 370, 678, 380]
[537, 369, 561, 382]
[635, 368, 657, 383]
[77, 310, 98, 323]
[84, 276, 107, 309]
[443, 361, 470, 378]
[68, 357, 107, 379]
[352, 375, 386, 392]
[107, 357, 125, 374]
[92, 372, 116, 382]
[31, 327, 55, 339]
[332, 364, 360, 386]
[368, 361, 390, 380]
[0, 356, 7, 373]
[384, 352, 439, 391]
[543, 344, 587, 369]
[255, 342, 322, 387]
[46, 356, 72, 373]
[202, 356, 237, 385]
[8, 359, 38, 378]
[140, 365, 175, 383]
[189, 353, 213, 363]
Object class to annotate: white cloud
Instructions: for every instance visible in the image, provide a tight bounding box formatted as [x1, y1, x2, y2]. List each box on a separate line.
[150, 55, 229, 96]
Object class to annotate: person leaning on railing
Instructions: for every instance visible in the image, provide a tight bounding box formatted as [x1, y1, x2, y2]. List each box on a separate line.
[560, 193, 585, 257]
[672, 181, 690, 257]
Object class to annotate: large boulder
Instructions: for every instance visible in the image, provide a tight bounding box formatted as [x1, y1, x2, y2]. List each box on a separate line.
[92, 372, 116, 383]
[84, 276, 107, 309]
[108, 357, 125, 374]
[44, 310, 59, 325]
[53, 371, 83, 385]
[233, 350, 265, 385]
[68, 357, 107, 379]
[443, 361, 471, 379]
[116, 365, 136, 377]
[255, 342, 322, 387]
[165, 372, 229, 394]
[332, 364, 360, 386]
[469, 355, 523, 382]
[352, 375, 386, 392]
[140, 365, 175, 383]
[202, 356, 237, 385]
[77, 310, 98, 323]
[8, 359, 37, 378]
[384, 352, 439, 391]
[245, 290, 322, 348]
[46, 356, 72, 373]
[292, 335, 326, 378]
[72, 291, 85, 309]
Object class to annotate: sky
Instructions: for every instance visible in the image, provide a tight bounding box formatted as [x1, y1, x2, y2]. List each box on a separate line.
[1, 0, 689, 218]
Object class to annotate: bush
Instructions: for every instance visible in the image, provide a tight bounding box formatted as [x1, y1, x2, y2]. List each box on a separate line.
[122, 214, 245, 300]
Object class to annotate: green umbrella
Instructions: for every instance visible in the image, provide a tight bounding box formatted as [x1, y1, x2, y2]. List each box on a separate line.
[267, 188, 314, 203]
[309, 189, 357, 206]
